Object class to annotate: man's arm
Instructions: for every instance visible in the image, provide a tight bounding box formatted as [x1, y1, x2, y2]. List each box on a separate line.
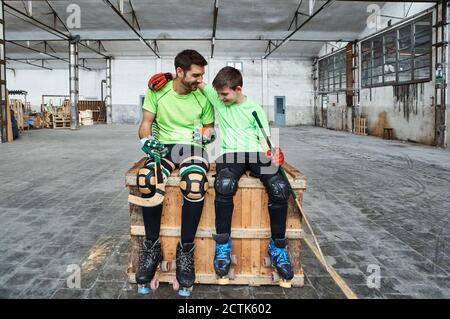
[138, 110, 155, 139]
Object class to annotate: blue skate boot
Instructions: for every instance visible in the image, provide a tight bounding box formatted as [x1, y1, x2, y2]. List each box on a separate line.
[213, 233, 233, 285]
[268, 238, 294, 288]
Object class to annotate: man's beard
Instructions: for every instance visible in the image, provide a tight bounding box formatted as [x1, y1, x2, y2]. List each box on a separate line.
[181, 77, 198, 92]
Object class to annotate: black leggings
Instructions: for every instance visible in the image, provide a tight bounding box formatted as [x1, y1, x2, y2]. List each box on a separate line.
[214, 152, 289, 240]
[142, 144, 208, 244]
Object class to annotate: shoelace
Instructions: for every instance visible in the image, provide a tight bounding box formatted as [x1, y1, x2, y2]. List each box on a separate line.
[216, 243, 231, 260]
[138, 245, 157, 269]
[179, 251, 194, 272]
[272, 247, 290, 266]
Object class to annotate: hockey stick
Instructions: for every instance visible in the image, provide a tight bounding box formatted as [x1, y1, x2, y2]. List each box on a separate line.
[128, 148, 166, 207]
[252, 111, 358, 299]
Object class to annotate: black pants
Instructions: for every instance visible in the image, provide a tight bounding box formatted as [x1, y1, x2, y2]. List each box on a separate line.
[214, 152, 289, 240]
[142, 144, 208, 244]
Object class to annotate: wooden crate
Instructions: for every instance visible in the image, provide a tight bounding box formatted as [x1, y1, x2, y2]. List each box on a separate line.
[53, 114, 71, 129]
[353, 116, 368, 136]
[126, 158, 307, 287]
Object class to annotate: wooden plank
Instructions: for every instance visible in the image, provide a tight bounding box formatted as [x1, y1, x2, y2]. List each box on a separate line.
[127, 271, 304, 287]
[130, 226, 303, 239]
[6, 93, 13, 143]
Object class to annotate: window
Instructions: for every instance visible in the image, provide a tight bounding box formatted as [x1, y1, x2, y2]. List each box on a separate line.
[361, 13, 432, 88]
[227, 61, 243, 72]
[318, 50, 346, 93]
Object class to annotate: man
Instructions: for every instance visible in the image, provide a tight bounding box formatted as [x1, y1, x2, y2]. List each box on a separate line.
[148, 66, 294, 287]
[136, 49, 215, 296]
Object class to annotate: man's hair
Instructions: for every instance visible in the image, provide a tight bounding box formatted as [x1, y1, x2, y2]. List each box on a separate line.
[212, 66, 243, 90]
[174, 49, 207, 72]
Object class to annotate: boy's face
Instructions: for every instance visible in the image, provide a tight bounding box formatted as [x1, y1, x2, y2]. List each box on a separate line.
[177, 64, 205, 91]
[216, 86, 242, 106]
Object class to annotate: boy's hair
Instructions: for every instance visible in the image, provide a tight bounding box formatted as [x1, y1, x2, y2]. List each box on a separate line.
[174, 49, 208, 72]
[212, 66, 243, 90]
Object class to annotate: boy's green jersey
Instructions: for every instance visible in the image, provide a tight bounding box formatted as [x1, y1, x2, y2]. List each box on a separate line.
[143, 80, 214, 146]
[202, 85, 270, 154]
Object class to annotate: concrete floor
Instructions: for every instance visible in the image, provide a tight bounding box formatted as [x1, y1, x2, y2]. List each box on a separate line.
[0, 125, 449, 299]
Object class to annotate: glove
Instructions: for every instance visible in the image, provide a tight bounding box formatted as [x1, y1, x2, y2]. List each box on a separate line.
[148, 72, 173, 91]
[266, 147, 285, 166]
[140, 136, 168, 158]
[193, 127, 216, 145]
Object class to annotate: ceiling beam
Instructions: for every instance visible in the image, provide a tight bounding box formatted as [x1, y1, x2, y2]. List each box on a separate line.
[44, 0, 70, 33]
[128, 0, 142, 31]
[4, 2, 70, 40]
[7, 58, 53, 70]
[263, 0, 335, 59]
[102, 0, 160, 58]
[211, 0, 219, 58]
[7, 40, 92, 71]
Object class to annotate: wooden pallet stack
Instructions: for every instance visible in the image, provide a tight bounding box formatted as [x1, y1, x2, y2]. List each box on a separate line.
[353, 116, 368, 136]
[79, 110, 94, 126]
[78, 100, 106, 123]
[126, 159, 307, 288]
[53, 114, 71, 129]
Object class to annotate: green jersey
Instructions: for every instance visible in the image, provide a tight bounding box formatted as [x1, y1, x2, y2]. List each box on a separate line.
[143, 80, 214, 146]
[202, 85, 270, 154]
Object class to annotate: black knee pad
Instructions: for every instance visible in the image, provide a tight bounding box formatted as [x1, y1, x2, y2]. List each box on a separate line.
[214, 168, 239, 200]
[265, 173, 291, 204]
[179, 170, 209, 202]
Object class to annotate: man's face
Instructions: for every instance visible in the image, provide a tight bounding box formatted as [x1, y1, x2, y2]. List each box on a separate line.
[216, 86, 240, 106]
[178, 64, 205, 91]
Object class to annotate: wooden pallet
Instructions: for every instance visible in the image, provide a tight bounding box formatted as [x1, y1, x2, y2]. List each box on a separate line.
[353, 116, 368, 136]
[126, 158, 307, 288]
[53, 114, 71, 129]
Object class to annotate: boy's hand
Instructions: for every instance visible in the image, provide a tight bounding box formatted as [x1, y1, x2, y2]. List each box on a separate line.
[266, 147, 285, 166]
[193, 127, 216, 145]
[148, 72, 173, 91]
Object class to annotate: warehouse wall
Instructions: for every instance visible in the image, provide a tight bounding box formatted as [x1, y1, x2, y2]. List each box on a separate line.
[6, 69, 106, 111]
[316, 2, 438, 145]
[110, 57, 314, 125]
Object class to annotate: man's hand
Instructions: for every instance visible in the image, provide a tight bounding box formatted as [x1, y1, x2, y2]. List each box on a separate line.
[148, 72, 173, 91]
[193, 127, 216, 145]
[266, 147, 285, 166]
[141, 136, 168, 158]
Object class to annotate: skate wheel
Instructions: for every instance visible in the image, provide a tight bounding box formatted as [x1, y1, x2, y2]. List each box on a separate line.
[150, 278, 159, 291]
[271, 272, 280, 283]
[170, 260, 176, 271]
[160, 261, 169, 272]
[172, 279, 180, 291]
[231, 254, 238, 265]
[263, 257, 272, 268]
[217, 277, 229, 285]
[178, 288, 192, 297]
[137, 285, 150, 295]
[279, 280, 292, 289]
[228, 268, 236, 280]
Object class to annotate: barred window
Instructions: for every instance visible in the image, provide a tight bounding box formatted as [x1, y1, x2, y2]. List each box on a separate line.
[361, 13, 432, 88]
[318, 50, 346, 93]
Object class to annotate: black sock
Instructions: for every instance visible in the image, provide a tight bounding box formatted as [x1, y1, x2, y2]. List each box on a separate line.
[268, 202, 288, 240]
[214, 198, 234, 235]
[180, 199, 204, 244]
[142, 205, 163, 242]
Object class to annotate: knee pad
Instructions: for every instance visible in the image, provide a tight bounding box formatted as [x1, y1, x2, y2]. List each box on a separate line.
[214, 168, 239, 199]
[179, 157, 209, 202]
[137, 158, 174, 196]
[265, 173, 291, 204]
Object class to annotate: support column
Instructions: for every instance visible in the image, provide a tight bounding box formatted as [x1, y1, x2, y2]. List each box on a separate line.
[106, 57, 112, 124]
[0, 1, 7, 142]
[69, 39, 79, 130]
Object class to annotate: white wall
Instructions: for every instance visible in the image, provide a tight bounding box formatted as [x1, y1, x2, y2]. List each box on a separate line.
[6, 69, 106, 112]
[110, 57, 314, 125]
